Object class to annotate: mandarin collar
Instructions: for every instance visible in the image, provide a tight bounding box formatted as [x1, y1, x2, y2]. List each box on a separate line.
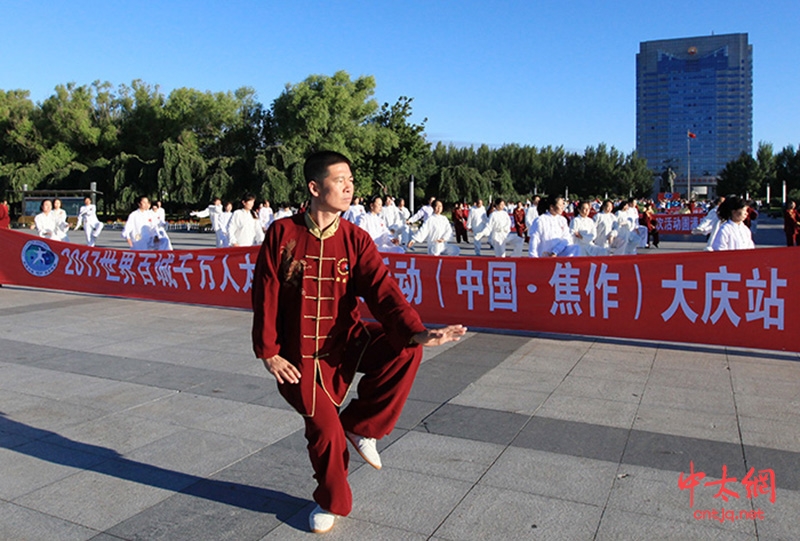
[304, 213, 340, 240]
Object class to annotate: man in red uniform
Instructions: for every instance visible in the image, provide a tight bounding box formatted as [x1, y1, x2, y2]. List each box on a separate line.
[251, 150, 466, 533]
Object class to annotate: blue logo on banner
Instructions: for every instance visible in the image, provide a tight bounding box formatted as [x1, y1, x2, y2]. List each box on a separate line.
[21, 240, 59, 277]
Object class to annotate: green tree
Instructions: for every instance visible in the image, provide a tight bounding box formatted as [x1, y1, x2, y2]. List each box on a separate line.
[618, 151, 654, 198]
[38, 82, 119, 160]
[717, 152, 762, 196]
[157, 139, 208, 206]
[269, 71, 386, 194]
[0, 90, 43, 165]
[360, 96, 432, 198]
[429, 164, 491, 203]
[110, 153, 159, 213]
[116, 80, 168, 160]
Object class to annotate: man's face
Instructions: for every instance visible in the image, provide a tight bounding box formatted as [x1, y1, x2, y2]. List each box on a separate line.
[138, 198, 150, 211]
[310, 162, 354, 214]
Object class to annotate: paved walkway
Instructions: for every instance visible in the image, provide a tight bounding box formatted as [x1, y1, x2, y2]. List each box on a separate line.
[0, 284, 797, 540]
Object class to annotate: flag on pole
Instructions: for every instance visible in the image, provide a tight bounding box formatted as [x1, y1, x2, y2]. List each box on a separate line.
[687, 131, 697, 139]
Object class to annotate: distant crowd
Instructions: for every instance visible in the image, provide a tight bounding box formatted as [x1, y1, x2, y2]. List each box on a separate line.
[181, 192, 767, 256]
[19, 191, 797, 254]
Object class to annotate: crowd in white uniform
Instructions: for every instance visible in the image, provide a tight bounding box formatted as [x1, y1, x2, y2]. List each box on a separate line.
[29, 190, 755, 255]
[335, 192, 756, 257]
[180, 192, 757, 256]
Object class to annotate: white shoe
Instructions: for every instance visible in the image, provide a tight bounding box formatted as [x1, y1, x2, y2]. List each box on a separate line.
[346, 431, 382, 469]
[309, 505, 336, 533]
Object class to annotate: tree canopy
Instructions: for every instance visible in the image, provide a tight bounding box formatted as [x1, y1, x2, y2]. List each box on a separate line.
[3, 72, 792, 216]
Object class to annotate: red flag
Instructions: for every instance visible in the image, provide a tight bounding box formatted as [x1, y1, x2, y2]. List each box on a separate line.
[688, 131, 697, 139]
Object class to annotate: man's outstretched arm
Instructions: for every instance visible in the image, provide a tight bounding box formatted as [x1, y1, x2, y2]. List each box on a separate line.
[411, 325, 467, 347]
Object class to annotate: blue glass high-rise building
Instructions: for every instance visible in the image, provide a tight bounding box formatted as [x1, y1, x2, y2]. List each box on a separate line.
[636, 33, 752, 198]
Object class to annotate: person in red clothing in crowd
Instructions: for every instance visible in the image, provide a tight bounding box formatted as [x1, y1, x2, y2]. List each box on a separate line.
[513, 201, 528, 241]
[642, 201, 660, 248]
[783, 200, 799, 247]
[251, 150, 466, 534]
[0, 199, 10, 229]
[743, 200, 759, 236]
[452, 201, 468, 244]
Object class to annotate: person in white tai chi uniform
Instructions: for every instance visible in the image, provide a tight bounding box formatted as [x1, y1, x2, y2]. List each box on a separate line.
[51, 199, 71, 242]
[216, 202, 234, 247]
[74, 197, 104, 247]
[407, 196, 435, 226]
[191, 198, 226, 247]
[395, 198, 412, 246]
[692, 196, 725, 252]
[528, 195, 580, 258]
[592, 200, 618, 251]
[341, 197, 365, 223]
[228, 193, 265, 247]
[407, 200, 459, 256]
[570, 201, 608, 256]
[380, 195, 407, 245]
[358, 195, 405, 253]
[467, 199, 488, 256]
[32, 199, 70, 241]
[122, 196, 172, 250]
[611, 199, 646, 255]
[274, 202, 294, 221]
[710, 196, 755, 251]
[476, 199, 523, 257]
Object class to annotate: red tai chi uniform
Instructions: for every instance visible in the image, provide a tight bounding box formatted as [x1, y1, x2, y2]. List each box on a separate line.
[251, 213, 426, 516]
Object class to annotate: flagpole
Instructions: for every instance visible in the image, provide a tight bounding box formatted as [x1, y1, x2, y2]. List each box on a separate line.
[686, 130, 691, 201]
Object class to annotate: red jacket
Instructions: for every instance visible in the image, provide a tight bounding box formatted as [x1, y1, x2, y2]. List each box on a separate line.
[251, 213, 425, 416]
[0, 203, 9, 229]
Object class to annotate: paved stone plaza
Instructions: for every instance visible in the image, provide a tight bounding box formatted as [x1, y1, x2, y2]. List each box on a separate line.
[1, 276, 798, 539]
[1, 216, 796, 539]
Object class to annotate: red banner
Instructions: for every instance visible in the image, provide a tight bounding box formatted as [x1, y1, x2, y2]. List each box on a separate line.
[1, 229, 796, 352]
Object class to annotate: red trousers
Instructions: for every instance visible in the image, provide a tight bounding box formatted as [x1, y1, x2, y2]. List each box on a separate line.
[302, 324, 423, 516]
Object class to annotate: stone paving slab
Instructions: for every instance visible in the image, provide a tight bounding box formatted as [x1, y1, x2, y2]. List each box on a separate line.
[0, 284, 797, 539]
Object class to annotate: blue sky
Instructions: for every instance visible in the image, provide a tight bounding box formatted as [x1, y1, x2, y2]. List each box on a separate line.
[1, 0, 797, 153]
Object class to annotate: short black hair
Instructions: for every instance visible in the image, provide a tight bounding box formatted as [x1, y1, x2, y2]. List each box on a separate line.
[303, 150, 352, 183]
[717, 195, 747, 221]
[545, 194, 563, 210]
